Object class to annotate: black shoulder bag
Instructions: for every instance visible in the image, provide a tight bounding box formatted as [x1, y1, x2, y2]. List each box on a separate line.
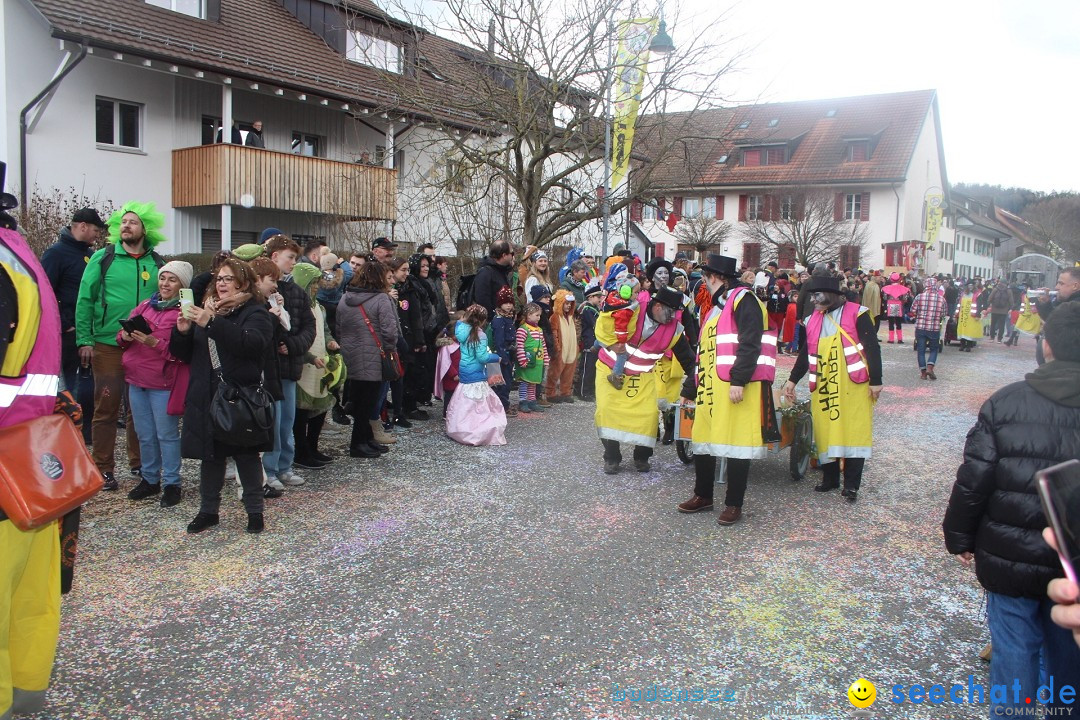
[208, 334, 275, 446]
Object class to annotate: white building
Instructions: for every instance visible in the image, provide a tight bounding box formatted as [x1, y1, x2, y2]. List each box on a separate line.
[628, 89, 956, 273]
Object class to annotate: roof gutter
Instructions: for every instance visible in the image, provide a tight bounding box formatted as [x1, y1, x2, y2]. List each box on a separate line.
[20, 41, 87, 205]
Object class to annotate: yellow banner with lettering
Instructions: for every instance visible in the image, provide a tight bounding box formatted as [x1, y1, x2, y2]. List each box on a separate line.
[924, 194, 943, 245]
[610, 18, 658, 189]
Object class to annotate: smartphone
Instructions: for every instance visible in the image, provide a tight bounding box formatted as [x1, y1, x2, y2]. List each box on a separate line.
[179, 288, 195, 318]
[1036, 459, 1080, 584]
[119, 315, 152, 335]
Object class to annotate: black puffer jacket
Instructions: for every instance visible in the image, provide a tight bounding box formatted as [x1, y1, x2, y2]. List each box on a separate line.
[943, 361, 1080, 598]
[395, 276, 425, 351]
[275, 277, 316, 381]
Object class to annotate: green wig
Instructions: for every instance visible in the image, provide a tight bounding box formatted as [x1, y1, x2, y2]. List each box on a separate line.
[106, 201, 167, 249]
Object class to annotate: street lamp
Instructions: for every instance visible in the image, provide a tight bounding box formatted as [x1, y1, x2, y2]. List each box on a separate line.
[601, 17, 674, 259]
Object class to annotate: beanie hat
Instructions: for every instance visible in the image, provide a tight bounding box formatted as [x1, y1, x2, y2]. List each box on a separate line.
[259, 227, 284, 244]
[530, 285, 552, 302]
[291, 262, 322, 291]
[158, 260, 193, 288]
[320, 253, 340, 272]
[496, 286, 515, 306]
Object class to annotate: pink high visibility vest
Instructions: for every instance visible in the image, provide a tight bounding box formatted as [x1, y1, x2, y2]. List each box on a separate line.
[598, 304, 682, 376]
[0, 228, 62, 428]
[805, 301, 869, 392]
[715, 286, 777, 383]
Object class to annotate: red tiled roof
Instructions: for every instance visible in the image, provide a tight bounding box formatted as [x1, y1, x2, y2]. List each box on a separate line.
[635, 89, 938, 190]
[28, 0, 492, 126]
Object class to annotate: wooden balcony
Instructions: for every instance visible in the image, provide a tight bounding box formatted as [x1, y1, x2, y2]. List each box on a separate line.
[172, 145, 397, 220]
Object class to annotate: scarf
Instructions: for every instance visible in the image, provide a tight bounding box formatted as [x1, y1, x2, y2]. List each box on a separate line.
[210, 292, 253, 316]
[150, 292, 180, 310]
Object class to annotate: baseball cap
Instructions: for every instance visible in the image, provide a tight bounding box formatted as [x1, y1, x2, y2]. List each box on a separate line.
[372, 237, 397, 250]
[72, 208, 107, 228]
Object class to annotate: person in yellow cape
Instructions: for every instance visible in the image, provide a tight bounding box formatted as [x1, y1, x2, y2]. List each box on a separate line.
[594, 287, 694, 474]
[956, 283, 983, 351]
[1007, 292, 1043, 345]
[782, 275, 883, 503]
[677, 254, 778, 526]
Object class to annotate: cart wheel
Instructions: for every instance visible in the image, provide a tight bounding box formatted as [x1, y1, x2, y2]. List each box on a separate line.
[676, 439, 694, 464]
[789, 414, 812, 481]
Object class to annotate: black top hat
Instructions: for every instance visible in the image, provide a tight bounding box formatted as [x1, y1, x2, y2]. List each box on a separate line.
[645, 257, 673, 281]
[700, 254, 739, 278]
[805, 276, 843, 294]
[651, 286, 683, 311]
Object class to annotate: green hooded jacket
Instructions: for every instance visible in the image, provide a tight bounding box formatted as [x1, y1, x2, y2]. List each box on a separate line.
[75, 239, 164, 347]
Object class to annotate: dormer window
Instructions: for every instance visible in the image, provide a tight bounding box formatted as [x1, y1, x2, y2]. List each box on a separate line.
[741, 146, 785, 167]
[347, 32, 402, 74]
[145, 0, 205, 18]
[847, 140, 870, 162]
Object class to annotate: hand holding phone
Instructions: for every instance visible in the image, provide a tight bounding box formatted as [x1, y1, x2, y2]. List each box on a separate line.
[1037, 459, 1080, 584]
[179, 288, 195, 319]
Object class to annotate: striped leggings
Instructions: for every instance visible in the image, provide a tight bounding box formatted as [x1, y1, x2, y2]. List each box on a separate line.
[518, 382, 538, 402]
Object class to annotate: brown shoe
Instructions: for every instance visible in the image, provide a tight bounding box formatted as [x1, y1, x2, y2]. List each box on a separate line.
[537, 398, 553, 408]
[920, 369, 928, 380]
[677, 495, 714, 513]
[927, 365, 937, 380]
[717, 506, 742, 525]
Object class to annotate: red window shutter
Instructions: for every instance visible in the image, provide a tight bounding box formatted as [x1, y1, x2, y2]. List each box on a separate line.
[849, 142, 867, 162]
[738, 194, 748, 221]
[778, 244, 796, 269]
[766, 147, 784, 165]
[742, 242, 761, 268]
[834, 193, 845, 221]
[715, 195, 724, 219]
[673, 196, 684, 217]
[654, 242, 665, 260]
[743, 149, 760, 167]
[658, 197, 666, 214]
[630, 200, 642, 222]
[767, 195, 781, 221]
[860, 192, 870, 222]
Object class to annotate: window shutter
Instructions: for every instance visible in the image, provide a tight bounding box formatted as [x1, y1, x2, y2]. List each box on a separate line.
[715, 195, 724, 219]
[860, 192, 870, 222]
[766, 147, 784, 165]
[658, 197, 666, 214]
[630, 200, 643, 222]
[778, 244, 796, 269]
[834, 193, 845, 221]
[765, 195, 779, 221]
[654, 242, 666, 261]
[673, 196, 684, 217]
[742, 242, 761, 269]
[743, 149, 760, 167]
[207, 0, 222, 21]
[738, 194, 748, 222]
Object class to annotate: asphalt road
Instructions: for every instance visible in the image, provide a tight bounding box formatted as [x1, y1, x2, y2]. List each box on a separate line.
[28, 333, 1042, 719]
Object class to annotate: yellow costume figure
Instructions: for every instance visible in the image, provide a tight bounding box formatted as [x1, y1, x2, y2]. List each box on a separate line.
[1014, 297, 1043, 336]
[956, 293, 983, 340]
[810, 318, 875, 463]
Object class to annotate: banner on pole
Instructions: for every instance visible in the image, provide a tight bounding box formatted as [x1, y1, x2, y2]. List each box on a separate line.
[610, 18, 658, 190]
[924, 194, 943, 245]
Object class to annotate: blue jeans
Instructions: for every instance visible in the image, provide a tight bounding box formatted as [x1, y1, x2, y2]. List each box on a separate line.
[788, 323, 803, 353]
[369, 381, 389, 421]
[915, 328, 941, 370]
[986, 591, 1080, 717]
[127, 385, 181, 486]
[263, 379, 297, 477]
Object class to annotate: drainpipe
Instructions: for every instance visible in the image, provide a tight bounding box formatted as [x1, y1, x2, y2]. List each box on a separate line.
[891, 182, 901, 267]
[19, 42, 88, 205]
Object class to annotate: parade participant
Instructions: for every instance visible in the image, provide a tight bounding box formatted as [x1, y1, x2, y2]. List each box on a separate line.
[446, 305, 506, 446]
[1008, 292, 1043, 346]
[861, 271, 882, 331]
[782, 275, 882, 503]
[910, 277, 948, 380]
[546, 289, 580, 403]
[596, 287, 694, 474]
[595, 264, 640, 389]
[0, 172, 67, 719]
[943, 303, 1080, 717]
[956, 283, 983, 352]
[882, 272, 909, 344]
[515, 303, 548, 413]
[489, 287, 518, 415]
[677, 255, 777, 524]
[646, 259, 686, 446]
[575, 283, 603, 401]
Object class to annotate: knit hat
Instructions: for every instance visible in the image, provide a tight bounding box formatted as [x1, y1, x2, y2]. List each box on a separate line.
[258, 227, 283, 244]
[496, 286, 515, 306]
[530, 285, 552, 302]
[531, 250, 548, 261]
[158, 260, 193, 288]
[232, 243, 265, 262]
[320, 253, 341, 272]
[584, 282, 603, 299]
[291, 262, 322, 291]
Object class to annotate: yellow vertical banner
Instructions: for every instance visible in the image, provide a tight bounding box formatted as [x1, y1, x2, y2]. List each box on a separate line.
[610, 18, 658, 189]
[924, 194, 943, 245]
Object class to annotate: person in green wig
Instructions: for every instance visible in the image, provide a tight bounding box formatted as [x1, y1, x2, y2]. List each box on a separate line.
[75, 201, 167, 491]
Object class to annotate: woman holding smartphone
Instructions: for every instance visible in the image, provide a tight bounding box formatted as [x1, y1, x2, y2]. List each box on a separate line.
[118, 261, 193, 508]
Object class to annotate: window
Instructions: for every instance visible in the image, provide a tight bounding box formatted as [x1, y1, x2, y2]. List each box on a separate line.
[767, 118, 779, 128]
[683, 197, 701, 218]
[643, 203, 657, 221]
[96, 97, 142, 149]
[844, 193, 862, 220]
[741, 146, 785, 167]
[145, 0, 205, 18]
[291, 132, 321, 157]
[395, 149, 405, 189]
[703, 197, 716, 218]
[747, 195, 763, 221]
[737, 120, 751, 129]
[847, 141, 870, 162]
[445, 159, 465, 194]
[201, 115, 220, 146]
[780, 195, 795, 221]
[347, 32, 402, 74]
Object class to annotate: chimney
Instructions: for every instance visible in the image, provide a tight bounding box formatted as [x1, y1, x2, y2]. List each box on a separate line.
[487, 19, 495, 53]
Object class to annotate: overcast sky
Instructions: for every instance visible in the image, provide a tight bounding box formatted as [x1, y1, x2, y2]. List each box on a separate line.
[678, 0, 1080, 193]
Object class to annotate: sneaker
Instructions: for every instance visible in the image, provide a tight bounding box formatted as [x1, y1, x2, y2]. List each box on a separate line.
[265, 476, 285, 491]
[161, 485, 182, 507]
[505, 407, 518, 417]
[127, 479, 160, 500]
[130, 467, 142, 478]
[293, 457, 328, 470]
[102, 471, 118, 491]
[406, 409, 430, 421]
[332, 405, 352, 426]
[186, 513, 219, 534]
[311, 451, 334, 463]
[841, 489, 858, 503]
[393, 417, 413, 429]
[263, 484, 283, 499]
[278, 472, 306, 487]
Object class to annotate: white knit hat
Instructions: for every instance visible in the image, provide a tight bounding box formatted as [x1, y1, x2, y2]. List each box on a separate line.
[159, 260, 193, 288]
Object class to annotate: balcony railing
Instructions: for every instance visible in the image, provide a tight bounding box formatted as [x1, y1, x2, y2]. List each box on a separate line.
[172, 144, 397, 220]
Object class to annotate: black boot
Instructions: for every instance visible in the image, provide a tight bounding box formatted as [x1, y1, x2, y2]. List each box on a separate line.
[187, 513, 219, 534]
[332, 404, 352, 425]
[350, 444, 380, 458]
[247, 513, 264, 534]
[661, 411, 675, 445]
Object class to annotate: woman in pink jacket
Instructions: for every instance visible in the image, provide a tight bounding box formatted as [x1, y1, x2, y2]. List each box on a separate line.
[117, 261, 192, 507]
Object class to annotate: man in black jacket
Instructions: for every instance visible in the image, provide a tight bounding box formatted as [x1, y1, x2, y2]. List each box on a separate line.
[473, 241, 514, 317]
[943, 302, 1080, 716]
[40, 208, 105, 443]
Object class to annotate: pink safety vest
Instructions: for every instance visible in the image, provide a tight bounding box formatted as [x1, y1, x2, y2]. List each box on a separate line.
[599, 304, 683, 376]
[0, 228, 62, 428]
[715, 286, 777, 383]
[805, 301, 869, 391]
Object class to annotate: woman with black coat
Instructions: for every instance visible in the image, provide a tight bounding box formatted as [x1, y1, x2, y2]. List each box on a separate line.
[170, 258, 276, 535]
[388, 258, 428, 420]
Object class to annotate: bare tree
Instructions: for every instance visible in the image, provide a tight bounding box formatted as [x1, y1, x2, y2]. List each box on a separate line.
[340, 0, 740, 251]
[741, 189, 869, 268]
[1024, 194, 1080, 263]
[674, 215, 733, 259]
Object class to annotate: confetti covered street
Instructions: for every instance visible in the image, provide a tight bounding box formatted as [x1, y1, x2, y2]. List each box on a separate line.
[30, 336, 1040, 720]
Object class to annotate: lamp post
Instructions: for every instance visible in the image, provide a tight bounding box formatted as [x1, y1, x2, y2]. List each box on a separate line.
[601, 17, 673, 259]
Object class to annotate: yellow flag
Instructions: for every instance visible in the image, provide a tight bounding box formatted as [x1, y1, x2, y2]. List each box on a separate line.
[924, 194, 943, 245]
[610, 18, 658, 189]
